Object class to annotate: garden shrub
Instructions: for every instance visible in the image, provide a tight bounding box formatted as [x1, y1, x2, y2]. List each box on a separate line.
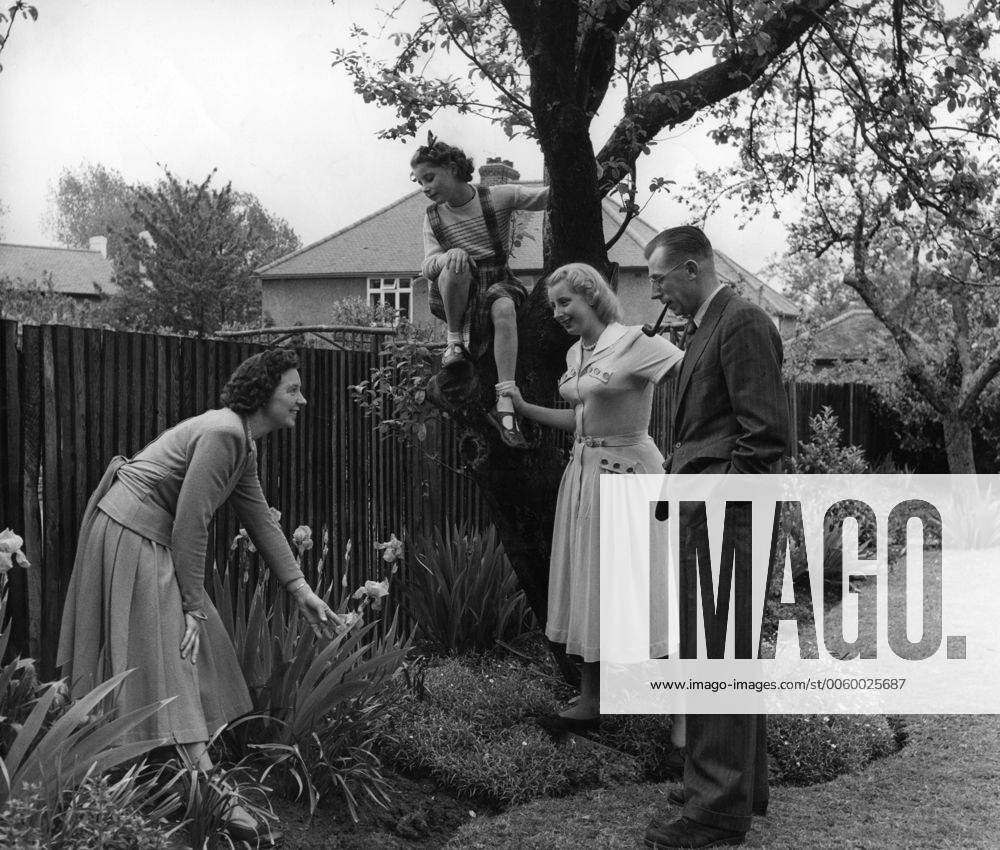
[787, 405, 870, 475]
[216, 528, 410, 821]
[775, 406, 877, 608]
[351, 332, 444, 446]
[0, 774, 175, 850]
[0, 655, 52, 760]
[1, 576, 171, 814]
[768, 714, 898, 785]
[378, 658, 641, 805]
[0, 276, 118, 329]
[396, 523, 535, 655]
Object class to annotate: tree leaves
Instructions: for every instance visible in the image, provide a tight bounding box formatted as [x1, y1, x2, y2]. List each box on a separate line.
[111, 167, 301, 334]
[0, 2, 38, 73]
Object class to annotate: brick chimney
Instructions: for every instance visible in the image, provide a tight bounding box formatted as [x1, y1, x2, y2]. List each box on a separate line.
[478, 157, 520, 186]
[88, 235, 108, 258]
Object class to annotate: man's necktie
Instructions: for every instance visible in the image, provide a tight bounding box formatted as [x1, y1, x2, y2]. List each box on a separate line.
[680, 317, 697, 350]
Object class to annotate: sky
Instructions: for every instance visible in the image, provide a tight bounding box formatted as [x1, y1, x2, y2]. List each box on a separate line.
[0, 0, 790, 272]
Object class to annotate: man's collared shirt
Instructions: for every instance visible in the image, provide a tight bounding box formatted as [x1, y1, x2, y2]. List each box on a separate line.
[692, 283, 725, 328]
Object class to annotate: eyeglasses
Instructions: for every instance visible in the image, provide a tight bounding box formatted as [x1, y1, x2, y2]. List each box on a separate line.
[648, 259, 694, 286]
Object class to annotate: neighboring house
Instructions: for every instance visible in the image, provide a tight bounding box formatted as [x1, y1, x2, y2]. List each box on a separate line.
[257, 160, 797, 335]
[784, 307, 897, 377]
[0, 237, 118, 299]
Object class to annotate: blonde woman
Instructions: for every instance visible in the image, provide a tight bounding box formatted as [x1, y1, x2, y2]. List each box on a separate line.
[503, 263, 683, 732]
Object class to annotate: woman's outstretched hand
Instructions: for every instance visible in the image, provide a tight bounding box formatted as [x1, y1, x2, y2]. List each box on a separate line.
[292, 585, 341, 639]
[180, 613, 203, 664]
[498, 384, 524, 411]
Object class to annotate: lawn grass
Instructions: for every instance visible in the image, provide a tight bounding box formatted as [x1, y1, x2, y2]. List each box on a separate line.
[446, 713, 1000, 849]
[448, 549, 1000, 849]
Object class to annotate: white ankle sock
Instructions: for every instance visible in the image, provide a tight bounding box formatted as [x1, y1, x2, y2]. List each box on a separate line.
[495, 381, 516, 415]
[446, 331, 462, 347]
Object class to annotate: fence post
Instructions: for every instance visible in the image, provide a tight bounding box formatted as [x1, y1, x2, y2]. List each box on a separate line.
[787, 378, 799, 460]
[1, 320, 29, 656]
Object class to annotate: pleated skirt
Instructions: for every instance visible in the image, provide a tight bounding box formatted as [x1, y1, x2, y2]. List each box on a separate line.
[546, 436, 674, 662]
[57, 507, 252, 745]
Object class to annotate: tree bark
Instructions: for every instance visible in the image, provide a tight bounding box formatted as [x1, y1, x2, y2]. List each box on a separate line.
[595, 0, 841, 193]
[942, 415, 977, 474]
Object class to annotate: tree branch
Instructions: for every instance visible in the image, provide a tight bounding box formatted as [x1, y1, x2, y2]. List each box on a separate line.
[430, 0, 532, 112]
[604, 162, 638, 251]
[948, 285, 972, 398]
[595, 0, 840, 194]
[844, 206, 951, 416]
[962, 347, 1000, 415]
[928, 125, 1000, 142]
[806, 13, 953, 218]
[577, 1, 645, 114]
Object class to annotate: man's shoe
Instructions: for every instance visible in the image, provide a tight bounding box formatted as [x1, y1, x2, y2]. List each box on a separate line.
[667, 788, 767, 817]
[644, 816, 745, 849]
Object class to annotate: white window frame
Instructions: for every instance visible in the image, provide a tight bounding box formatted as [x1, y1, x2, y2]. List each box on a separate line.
[367, 276, 412, 324]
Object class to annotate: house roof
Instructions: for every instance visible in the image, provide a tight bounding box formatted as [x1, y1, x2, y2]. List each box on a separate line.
[787, 308, 890, 361]
[0, 243, 118, 296]
[712, 251, 798, 318]
[256, 181, 794, 316]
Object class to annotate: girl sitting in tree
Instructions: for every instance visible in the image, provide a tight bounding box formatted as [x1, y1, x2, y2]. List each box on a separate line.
[411, 137, 548, 450]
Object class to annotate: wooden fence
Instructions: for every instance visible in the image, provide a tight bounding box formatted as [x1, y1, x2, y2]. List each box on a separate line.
[1, 319, 902, 675]
[0, 320, 486, 674]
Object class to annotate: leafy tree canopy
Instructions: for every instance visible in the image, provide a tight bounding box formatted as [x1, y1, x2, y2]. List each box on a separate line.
[44, 163, 139, 267]
[335, 0, 859, 269]
[681, 0, 1000, 472]
[113, 168, 300, 335]
[761, 250, 862, 326]
[334, 2, 995, 251]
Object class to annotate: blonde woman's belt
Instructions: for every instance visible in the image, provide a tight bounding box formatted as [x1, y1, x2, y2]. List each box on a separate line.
[574, 432, 647, 448]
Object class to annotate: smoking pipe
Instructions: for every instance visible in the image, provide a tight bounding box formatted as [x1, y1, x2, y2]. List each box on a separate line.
[643, 302, 670, 337]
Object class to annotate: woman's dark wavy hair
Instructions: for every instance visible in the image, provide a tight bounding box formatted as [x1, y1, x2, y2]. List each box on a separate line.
[221, 349, 300, 415]
[410, 137, 474, 183]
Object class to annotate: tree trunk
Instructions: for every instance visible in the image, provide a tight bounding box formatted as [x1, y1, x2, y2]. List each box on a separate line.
[448, 9, 611, 684]
[942, 415, 976, 474]
[461, 125, 609, 682]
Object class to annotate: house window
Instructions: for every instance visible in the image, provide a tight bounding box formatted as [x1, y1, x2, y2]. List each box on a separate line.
[367, 277, 412, 323]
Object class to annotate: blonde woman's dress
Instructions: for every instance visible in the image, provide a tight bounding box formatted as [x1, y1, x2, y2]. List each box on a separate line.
[546, 323, 683, 662]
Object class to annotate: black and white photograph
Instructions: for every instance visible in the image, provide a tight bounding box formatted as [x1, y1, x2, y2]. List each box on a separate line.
[2, 1, 999, 847]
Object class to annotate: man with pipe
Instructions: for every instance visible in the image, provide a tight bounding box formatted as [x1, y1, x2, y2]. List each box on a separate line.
[643, 225, 788, 849]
